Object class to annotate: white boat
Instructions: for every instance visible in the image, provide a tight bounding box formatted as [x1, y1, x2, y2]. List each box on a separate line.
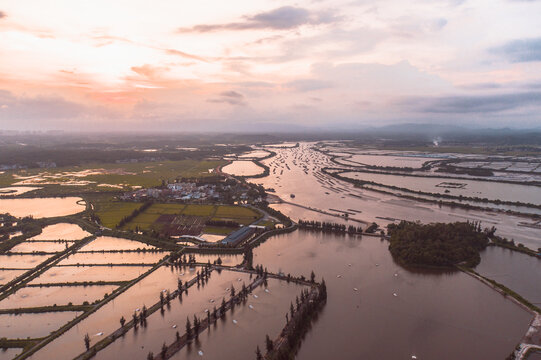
[95, 332, 103, 336]
[198, 350, 204, 356]
[393, 293, 398, 297]
[253, 294, 259, 298]
[353, 288, 358, 291]
[264, 289, 269, 293]
[172, 324, 177, 328]
[337, 275, 342, 278]
[249, 305, 254, 309]
[232, 319, 238, 324]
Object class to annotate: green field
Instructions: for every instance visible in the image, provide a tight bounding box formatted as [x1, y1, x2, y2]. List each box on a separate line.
[92, 200, 262, 234]
[0, 159, 225, 195]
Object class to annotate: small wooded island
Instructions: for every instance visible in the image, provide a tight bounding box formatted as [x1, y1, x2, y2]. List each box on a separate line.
[387, 221, 490, 268]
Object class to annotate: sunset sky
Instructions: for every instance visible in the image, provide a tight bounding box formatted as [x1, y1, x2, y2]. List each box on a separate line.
[1, 0, 541, 131]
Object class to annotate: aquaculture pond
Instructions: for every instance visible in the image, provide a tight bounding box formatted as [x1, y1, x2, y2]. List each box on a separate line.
[0, 312, 81, 338]
[0, 285, 118, 309]
[57, 252, 166, 265]
[80, 236, 156, 251]
[0, 348, 20, 360]
[9, 241, 74, 253]
[0, 269, 26, 284]
[254, 143, 541, 250]
[29, 266, 197, 360]
[27, 265, 150, 284]
[29, 223, 90, 240]
[252, 230, 532, 360]
[0, 197, 85, 218]
[0, 254, 51, 269]
[340, 171, 541, 206]
[95, 270, 253, 359]
[172, 279, 305, 360]
[477, 246, 541, 306]
[222, 161, 265, 177]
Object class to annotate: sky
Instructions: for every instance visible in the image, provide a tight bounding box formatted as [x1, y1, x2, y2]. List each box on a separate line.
[1, 0, 541, 131]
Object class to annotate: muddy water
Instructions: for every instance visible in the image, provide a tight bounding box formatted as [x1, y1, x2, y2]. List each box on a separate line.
[0, 186, 41, 197]
[57, 252, 166, 265]
[0, 269, 26, 284]
[172, 279, 304, 360]
[190, 253, 242, 266]
[341, 171, 541, 206]
[80, 236, 156, 251]
[9, 241, 73, 253]
[0, 348, 20, 360]
[222, 161, 264, 176]
[28, 265, 150, 284]
[255, 143, 541, 250]
[0, 254, 51, 269]
[252, 231, 531, 360]
[29, 223, 90, 240]
[0, 312, 80, 338]
[30, 266, 195, 360]
[477, 246, 541, 306]
[0, 197, 84, 218]
[95, 270, 253, 359]
[0, 285, 118, 309]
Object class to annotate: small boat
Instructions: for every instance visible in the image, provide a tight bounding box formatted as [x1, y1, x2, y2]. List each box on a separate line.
[353, 288, 358, 291]
[204, 309, 209, 313]
[209, 299, 215, 303]
[264, 289, 269, 293]
[337, 275, 342, 278]
[348, 264, 352, 267]
[135, 308, 140, 312]
[393, 293, 398, 297]
[232, 319, 238, 324]
[96, 332, 104, 336]
[249, 305, 254, 309]
[198, 350, 204, 356]
[172, 324, 177, 328]
[290, 194, 295, 198]
[375, 263, 379, 267]
[394, 273, 398, 277]
[412, 356, 417, 359]
[253, 294, 258, 299]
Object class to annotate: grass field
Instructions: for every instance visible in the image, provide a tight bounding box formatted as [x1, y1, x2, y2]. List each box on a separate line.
[0, 159, 225, 194]
[91, 200, 262, 235]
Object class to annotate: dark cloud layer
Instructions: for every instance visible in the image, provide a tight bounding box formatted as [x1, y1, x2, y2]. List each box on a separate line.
[411, 92, 541, 113]
[491, 37, 541, 62]
[207, 90, 245, 105]
[179, 6, 339, 32]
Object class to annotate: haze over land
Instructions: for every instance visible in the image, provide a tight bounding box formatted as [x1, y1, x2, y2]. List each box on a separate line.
[1, 0, 541, 131]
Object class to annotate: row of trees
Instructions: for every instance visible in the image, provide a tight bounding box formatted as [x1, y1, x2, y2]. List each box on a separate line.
[115, 201, 152, 229]
[298, 219, 364, 234]
[259, 281, 327, 360]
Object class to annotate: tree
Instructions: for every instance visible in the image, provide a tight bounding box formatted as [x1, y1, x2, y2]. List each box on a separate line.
[265, 334, 274, 352]
[147, 352, 154, 360]
[255, 346, 263, 360]
[193, 315, 200, 338]
[161, 342, 167, 358]
[310, 270, 316, 283]
[84, 333, 90, 350]
[186, 317, 192, 339]
[120, 316, 126, 327]
[230, 285, 236, 298]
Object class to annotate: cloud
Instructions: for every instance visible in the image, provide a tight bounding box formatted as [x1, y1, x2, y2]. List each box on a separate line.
[165, 48, 208, 62]
[285, 79, 333, 92]
[179, 6, 340, 32]
[491, 38, 541, 62]
[207, 91, 246, 105]
[407, 92, 541, 113]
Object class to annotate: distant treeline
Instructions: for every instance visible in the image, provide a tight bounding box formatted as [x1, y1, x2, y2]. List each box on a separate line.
[298, 219, 363, 234]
